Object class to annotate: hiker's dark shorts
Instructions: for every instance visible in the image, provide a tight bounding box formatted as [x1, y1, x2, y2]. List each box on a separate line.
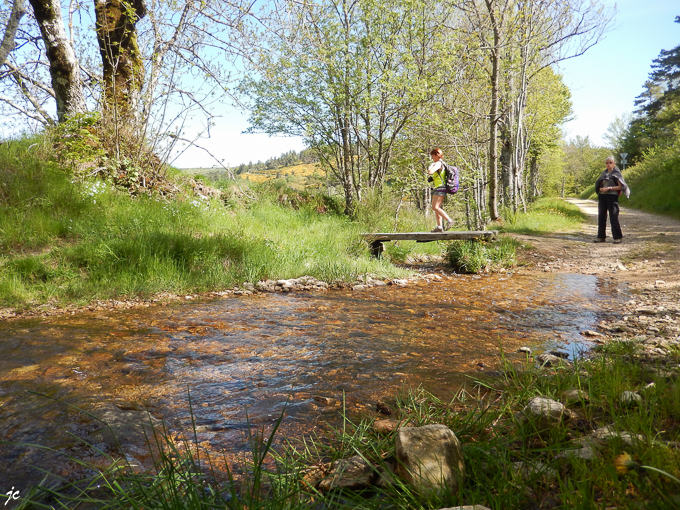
[432, 188, 447, 197]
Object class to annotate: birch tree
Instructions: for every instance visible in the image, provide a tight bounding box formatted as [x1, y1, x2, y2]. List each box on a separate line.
[458, 0, 613, 220]
[0, 0, 26, 68]
[26, 0, 86, 121]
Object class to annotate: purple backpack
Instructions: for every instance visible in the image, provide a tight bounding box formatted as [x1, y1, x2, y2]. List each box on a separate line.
[441, 162, 459, 194]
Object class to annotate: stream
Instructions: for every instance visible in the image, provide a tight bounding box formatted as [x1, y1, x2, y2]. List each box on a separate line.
[0, 271, 627, 491]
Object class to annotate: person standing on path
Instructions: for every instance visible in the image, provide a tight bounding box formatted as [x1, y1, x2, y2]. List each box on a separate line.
[427, 148, 454, 233]
[594, 156, 630, 244]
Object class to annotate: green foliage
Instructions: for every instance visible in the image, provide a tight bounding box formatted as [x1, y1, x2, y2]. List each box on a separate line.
[622, 128, 680, 219]
[560, 136, 612, 197]
[49, 112, 106, 172]
[239, 0, 457, 213]
[621, 16, 680, 164]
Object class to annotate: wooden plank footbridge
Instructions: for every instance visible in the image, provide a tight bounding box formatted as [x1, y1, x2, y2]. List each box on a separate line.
[361, 230, 498, 257]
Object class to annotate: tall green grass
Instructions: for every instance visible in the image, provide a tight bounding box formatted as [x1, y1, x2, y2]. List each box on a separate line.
[445, 237, 520, 273]
[0, 138, 412, 310]
[501, 197, 588, 234]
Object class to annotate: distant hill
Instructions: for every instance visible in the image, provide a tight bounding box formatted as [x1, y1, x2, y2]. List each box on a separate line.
[240, 163, 323, 183]
[180, 162, 327, 190]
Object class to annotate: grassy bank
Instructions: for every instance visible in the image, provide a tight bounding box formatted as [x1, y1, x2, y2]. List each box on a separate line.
[282, 340, 680, 509]
[0, 137, 422, 311]
[0, 137, 593, 313]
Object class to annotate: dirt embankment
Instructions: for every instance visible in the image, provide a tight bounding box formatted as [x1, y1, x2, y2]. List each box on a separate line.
[514, 198, 680, 344]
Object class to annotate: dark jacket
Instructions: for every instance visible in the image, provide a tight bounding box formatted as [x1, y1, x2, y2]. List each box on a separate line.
[595, 167, 630, 198]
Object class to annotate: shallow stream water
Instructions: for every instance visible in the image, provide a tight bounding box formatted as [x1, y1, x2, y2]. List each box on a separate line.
[0, 272, 626, 490]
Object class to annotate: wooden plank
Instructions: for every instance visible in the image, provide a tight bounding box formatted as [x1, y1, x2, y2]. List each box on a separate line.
[361, 231, 497, 242]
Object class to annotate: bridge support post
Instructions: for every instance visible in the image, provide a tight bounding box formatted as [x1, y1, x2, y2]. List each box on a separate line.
[370, 240, 384, 258]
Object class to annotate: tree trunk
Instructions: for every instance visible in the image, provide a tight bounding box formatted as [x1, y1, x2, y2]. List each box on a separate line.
[93, 0, 146, 117]
[0, 0, 27, 68]
[529, 155, 540, 198]
[28, 0, 86, 121]
[485, 0, 501, 221]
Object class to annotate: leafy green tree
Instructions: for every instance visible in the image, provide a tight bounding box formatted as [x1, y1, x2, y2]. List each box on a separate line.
[562, 135, 610, 196]
[525, 68, 572, 198]
[603, 112, 632, 153]
[457, 0, 612, 220]
[239, 0, 453, 215]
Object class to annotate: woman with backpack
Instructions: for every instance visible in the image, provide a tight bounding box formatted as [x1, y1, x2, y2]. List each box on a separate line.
[594, 156, 630, 244]
[427, 148, 454, 232]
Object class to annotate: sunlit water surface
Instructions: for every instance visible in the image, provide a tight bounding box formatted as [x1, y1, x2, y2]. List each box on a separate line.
[0, 272, 626, 488]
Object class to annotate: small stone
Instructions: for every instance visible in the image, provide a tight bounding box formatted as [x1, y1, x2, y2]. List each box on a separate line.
[620, 391, 642, 406]
[374, 419, 401, 435]
[317, 455, 374, 491]
[563, 389, 589, 405]
[113, 349, 127, 361]
[376, 402, 393, 415]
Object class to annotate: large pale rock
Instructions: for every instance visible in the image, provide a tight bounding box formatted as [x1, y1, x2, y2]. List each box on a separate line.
[395, 424, 465, 496]
[590, 426, 645, 446]
[619, 391, 642, 407]
[535, 353, 572, 368]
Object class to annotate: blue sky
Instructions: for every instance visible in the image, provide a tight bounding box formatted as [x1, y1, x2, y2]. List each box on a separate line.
[559, 0, 679, 146]
[172, 1, 680, 168]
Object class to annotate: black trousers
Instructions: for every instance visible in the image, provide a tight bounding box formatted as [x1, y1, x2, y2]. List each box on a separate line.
[597, 193, 622, 240]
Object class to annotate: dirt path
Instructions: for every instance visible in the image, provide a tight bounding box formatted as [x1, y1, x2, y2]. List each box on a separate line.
[513, 198, 680, 346]
[515, 198, 680, 290]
